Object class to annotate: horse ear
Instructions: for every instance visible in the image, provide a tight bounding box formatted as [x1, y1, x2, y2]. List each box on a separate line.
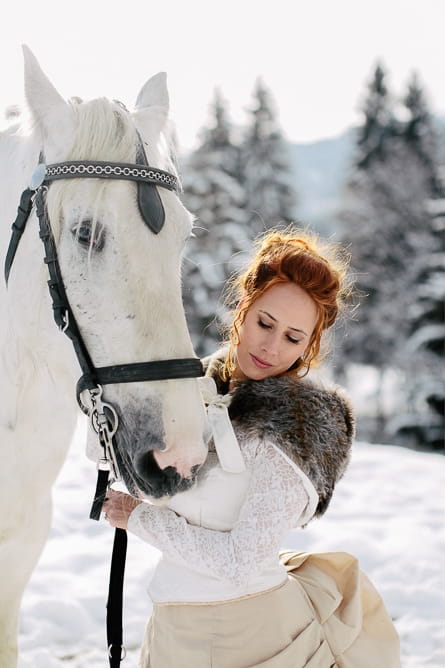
[134, 72, 169, 137]
[22, 44, 73, 152]
[135, 72, 169, 113]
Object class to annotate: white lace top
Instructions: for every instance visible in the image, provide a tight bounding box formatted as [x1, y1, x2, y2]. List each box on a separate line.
[128, 435, 319, 603]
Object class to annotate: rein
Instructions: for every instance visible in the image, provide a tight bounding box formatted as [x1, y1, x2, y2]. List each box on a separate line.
[4, 151, 203, 667]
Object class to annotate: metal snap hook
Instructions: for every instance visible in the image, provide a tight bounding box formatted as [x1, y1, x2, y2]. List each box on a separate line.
[78, 383, 103, 415]
[108, 644, 127, 660]
[60, 309, 70, 333]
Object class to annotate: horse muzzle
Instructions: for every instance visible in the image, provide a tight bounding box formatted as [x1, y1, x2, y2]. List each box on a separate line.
[110, 397, 208, 498]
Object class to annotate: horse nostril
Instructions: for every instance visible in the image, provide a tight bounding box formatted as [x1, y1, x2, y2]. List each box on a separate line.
[131, 449, 198, 498]
[162, 466, 180, 483]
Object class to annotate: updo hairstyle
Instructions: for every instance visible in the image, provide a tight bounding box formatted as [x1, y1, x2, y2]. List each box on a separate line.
[222, 227, 352, 380]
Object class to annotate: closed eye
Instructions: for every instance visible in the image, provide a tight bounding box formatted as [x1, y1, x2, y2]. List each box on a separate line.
[258, 319, 302, 344]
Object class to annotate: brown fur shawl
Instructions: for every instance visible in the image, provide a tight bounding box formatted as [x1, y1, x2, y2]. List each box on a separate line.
[202, 349, 355, 520]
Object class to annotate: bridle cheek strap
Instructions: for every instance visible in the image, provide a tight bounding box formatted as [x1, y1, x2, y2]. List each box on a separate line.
[136, 138, 165, 233]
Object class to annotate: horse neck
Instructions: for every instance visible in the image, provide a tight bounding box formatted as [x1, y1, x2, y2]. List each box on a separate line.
[0, 126, 35, 245]
[0, 127, 80, 412]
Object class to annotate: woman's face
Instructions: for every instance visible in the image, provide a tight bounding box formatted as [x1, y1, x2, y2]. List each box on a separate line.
[234, 282, 318, 381]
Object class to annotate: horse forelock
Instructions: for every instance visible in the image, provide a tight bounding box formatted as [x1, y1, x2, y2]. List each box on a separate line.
[68, 98, 138, 163]
[69, 97, 178, 172]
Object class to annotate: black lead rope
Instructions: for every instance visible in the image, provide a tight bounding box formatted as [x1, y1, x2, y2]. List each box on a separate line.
[107, 528, 128, 668]
[90, 469, 110, 521]
[89, 460, 125, 667]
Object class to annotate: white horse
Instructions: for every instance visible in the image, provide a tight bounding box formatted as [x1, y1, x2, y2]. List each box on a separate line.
[0, 47, 208, 667]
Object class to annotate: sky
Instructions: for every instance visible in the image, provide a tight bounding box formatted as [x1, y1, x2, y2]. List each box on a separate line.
[0, 0, 444, 151]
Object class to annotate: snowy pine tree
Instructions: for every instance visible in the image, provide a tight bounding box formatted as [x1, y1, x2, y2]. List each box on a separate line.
[398, 75, 444, 443]
[355, 62, 396, 169]
[339, 64, 406, 369]
[240, 79, 296, 237]
[403, 72, 444, 197]
[392, 180, 445, 449]
[338, 65, 444, 440]
[180, 90, 251, 355]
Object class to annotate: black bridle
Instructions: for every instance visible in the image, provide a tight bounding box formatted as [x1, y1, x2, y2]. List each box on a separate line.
[4, 148, 203, 667]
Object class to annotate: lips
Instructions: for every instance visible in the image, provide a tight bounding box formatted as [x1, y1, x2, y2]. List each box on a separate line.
[250, 353, 272, 369]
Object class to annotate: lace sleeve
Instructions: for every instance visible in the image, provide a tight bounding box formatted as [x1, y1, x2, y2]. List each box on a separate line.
[127, 440, 309, 586]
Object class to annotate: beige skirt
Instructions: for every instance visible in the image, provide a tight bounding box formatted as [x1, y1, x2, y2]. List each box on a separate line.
[139, 551, 401, 668]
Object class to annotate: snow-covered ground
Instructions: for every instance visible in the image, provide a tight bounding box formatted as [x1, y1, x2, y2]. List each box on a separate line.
[18, 421, 445, 668]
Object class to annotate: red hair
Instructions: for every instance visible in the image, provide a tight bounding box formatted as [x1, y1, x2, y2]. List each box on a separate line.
[222, 227, 352, 379]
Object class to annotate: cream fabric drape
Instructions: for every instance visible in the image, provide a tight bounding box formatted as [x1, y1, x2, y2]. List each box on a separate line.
[139, 550, 400, 668]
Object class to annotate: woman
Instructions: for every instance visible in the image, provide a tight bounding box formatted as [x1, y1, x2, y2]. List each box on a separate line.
[103, 228, 400, 667]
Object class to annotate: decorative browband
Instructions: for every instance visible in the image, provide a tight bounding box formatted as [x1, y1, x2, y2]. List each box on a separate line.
[44, 161, 179, 191]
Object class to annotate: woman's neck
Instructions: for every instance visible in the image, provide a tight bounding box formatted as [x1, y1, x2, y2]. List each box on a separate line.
[228, 363, 248, 391]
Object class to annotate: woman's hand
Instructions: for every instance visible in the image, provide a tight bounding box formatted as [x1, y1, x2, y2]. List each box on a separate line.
[102, 489, 142, 529]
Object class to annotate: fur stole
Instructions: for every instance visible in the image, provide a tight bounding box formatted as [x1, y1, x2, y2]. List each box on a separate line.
[202, 349, 355, 519]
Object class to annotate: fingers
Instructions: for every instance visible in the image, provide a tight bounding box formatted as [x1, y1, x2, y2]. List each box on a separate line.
[102, 490, 125, 513]
[102, 490, 142, 530]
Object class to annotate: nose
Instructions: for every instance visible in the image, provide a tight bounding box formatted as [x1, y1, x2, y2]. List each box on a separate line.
[261, 331, 280, 356]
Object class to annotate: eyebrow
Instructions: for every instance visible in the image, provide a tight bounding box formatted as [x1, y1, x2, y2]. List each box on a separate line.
[259, 310, 309, 337]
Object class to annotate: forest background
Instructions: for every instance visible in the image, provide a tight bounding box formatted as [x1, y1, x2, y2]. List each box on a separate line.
[178, 62, 445, 452]
[1, 1, 443, 452]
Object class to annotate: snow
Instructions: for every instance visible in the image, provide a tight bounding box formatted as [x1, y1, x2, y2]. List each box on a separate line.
[18, 421, 445, 668]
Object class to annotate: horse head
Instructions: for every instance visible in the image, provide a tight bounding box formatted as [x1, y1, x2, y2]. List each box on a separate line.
[18, 47, 209, 499]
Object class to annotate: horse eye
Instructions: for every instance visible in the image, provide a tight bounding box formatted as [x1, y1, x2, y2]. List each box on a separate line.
[71, 220, 105, 252]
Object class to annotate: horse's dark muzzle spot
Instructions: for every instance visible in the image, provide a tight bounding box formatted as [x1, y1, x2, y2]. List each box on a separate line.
[133, 451, 195, 498]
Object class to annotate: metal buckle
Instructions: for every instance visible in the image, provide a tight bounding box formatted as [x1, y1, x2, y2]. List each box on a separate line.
[60, 309, 69, 333]
[108, 644, 127, 660]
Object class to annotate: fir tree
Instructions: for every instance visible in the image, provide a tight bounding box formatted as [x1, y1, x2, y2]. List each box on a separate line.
[403, 72, 444, 196]
[338, 65, 444, 439]
[339, 65, 405, 368]
[392, 193, 445, 449]
[356, 62, 396, 168]
[240, 79, 296, 236]
[394, 83, 445, 447]
[181, 90, 250, 355]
